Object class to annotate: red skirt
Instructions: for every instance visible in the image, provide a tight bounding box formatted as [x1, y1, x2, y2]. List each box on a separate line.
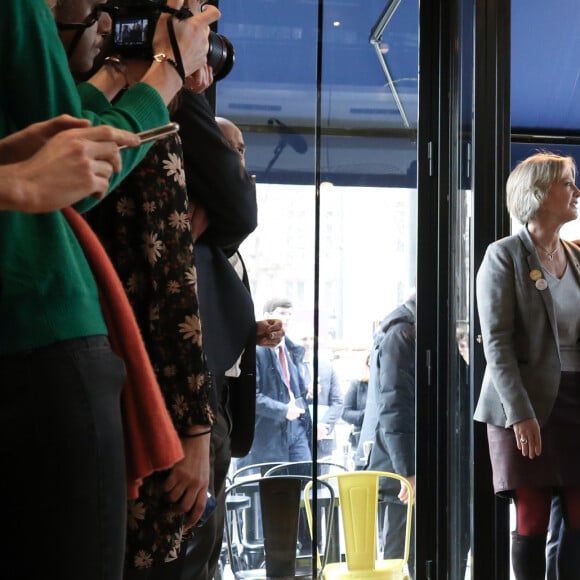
[487, 371, 580, 496]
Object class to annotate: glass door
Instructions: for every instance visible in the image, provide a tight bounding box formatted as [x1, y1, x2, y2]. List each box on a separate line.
[448, 0, 474, 577]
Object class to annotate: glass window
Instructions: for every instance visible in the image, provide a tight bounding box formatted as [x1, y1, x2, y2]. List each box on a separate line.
[217, 0, 418, 575]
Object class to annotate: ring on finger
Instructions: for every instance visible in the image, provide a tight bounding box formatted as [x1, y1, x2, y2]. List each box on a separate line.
[520, 437, 528, 444]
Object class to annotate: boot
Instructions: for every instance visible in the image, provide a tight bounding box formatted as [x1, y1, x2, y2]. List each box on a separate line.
[511, 532, 546, 580]
[557, 528, 580, 580]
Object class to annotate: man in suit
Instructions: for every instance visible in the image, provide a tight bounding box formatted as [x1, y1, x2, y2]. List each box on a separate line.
[237, 297, 313, 468]
[173, 93, 282, 580]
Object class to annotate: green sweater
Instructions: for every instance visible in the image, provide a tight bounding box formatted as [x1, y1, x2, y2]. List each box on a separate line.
[0, 0, 169, 355]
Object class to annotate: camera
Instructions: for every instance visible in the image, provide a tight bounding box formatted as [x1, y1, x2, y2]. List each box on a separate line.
[109, 0, 235, 81]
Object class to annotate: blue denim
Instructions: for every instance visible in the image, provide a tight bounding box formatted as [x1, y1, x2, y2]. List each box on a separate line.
[0, 336, 127, 580]
[288, 418, 312, 462]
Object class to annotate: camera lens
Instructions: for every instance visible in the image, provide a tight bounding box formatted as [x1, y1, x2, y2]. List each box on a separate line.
[207, 31, 235, 81]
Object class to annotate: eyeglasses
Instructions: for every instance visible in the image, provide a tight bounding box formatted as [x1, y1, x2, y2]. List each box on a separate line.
[56, 3, 115, 31]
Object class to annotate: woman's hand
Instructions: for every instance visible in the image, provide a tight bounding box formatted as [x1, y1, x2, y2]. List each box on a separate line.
[0, 115, 90, 163]
[513, 417, 542, 459]
[2, 124, 140, 213]
[90, 1, 220, 105]
[152, 1, 220, 79]
[163, 430, 211, 530]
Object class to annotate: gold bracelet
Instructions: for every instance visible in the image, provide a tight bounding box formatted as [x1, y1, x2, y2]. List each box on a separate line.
[153, 53, 185, 83]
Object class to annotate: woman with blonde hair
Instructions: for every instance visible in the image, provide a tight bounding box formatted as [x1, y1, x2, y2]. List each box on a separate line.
[475, 152, 580, 579]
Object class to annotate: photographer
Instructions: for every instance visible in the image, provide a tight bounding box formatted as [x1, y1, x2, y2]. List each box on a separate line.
[79, 3, 233, 578]
[0, 1, 219, 579]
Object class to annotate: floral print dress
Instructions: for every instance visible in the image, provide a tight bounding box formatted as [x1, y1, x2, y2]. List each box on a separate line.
[86, 134, 215, 569]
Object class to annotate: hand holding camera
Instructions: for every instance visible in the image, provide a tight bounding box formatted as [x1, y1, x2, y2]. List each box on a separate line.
[90, 1, 232, 105]
[151, 0, 218, 81]
[109, 0, 234, 80]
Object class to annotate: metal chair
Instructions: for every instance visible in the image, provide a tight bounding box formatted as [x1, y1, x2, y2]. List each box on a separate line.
[263, 460, 348, 478]
[264, 461, 347, 565]
[227, 462, 286, 569]
[224, 474, 336, 579]
[232, 462, 286, 483]
[303, 471, 413, 579]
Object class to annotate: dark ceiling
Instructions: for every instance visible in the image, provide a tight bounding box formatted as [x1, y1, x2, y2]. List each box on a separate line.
[213, 0, 580, 185]
[511, 0, 580, 134]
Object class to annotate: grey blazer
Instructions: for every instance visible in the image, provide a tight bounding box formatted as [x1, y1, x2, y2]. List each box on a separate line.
[474, 227, 580, 428]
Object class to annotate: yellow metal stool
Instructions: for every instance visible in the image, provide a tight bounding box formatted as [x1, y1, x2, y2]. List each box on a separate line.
[304, 470, 413, 579]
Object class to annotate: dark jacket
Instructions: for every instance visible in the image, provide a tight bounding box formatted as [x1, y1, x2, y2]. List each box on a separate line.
[172, 91, 258, 456]
[355, 295, 416, 498]
[342, 378, 368, 447]
[342, 379, 368, 429]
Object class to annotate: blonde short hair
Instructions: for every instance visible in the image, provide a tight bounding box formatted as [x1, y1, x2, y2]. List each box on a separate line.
[506, 152, 576, 224]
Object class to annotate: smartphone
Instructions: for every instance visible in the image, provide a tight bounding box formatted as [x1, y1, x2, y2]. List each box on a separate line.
[195, 492, 217, 528]
[119, 122, 180, 150]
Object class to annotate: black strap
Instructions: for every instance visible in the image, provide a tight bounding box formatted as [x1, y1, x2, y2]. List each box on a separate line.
[162, 5, 194, 20]
[166, 17, 186, 83]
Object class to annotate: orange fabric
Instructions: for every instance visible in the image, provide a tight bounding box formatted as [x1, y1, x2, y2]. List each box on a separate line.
[62, 207, 184, 500]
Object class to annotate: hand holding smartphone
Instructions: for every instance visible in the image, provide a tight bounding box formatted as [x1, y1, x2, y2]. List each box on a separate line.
[118, 122, 180, 150]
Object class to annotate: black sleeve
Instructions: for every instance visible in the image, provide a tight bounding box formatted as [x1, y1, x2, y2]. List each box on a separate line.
[171, 90, 257, 254]
[342, 380, 364, 427]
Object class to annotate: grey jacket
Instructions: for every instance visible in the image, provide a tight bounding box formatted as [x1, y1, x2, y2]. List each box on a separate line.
[474, 227, 580, 427]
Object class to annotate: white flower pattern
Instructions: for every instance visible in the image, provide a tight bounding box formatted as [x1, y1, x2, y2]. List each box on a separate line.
[142, 231, 164, 265]
[168, 210, 189, 231]
[162, 152, 186, 187]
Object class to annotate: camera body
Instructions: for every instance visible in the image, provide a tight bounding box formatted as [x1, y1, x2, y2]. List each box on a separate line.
[109, 0, 235, 80]
[110, 0, 162, 58]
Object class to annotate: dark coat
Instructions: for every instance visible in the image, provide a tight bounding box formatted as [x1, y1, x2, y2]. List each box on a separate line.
[342, 379, 368, 429]
[172, 91, 258, 456]
[341, 378, 368, 448]
[355, 296, 416, 498]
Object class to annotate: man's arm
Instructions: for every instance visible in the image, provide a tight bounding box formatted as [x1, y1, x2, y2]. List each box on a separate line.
[172, 90, 257, 252]
[341, 381, 365, 427]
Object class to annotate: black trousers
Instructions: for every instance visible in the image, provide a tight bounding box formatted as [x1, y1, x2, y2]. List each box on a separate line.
[0, 336, 127, 580]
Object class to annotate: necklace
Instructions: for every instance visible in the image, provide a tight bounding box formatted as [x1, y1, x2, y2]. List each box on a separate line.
[537, 240, 561, 261]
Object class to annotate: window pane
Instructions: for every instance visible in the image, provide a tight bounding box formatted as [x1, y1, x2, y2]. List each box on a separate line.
[217, 1, 418, 575]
